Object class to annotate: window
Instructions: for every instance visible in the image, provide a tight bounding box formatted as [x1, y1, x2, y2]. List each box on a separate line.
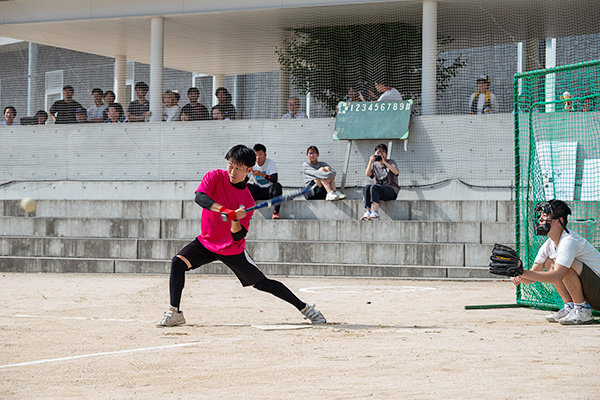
[45, 70, 63, 111]
[193, 73, 213, 107]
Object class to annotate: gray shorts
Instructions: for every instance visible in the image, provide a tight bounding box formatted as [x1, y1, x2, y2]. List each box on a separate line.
[580, 263, 600, 310]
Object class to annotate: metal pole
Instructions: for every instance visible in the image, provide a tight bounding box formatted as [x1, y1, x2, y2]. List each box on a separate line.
[149, 16, 164, 122]
[27, 42, 38, 116]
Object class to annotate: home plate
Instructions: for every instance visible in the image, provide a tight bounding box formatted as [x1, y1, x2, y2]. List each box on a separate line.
[251, 324, 314, 331]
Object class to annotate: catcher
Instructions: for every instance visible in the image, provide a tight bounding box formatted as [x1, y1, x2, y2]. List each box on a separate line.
[489, 199, 600, 325]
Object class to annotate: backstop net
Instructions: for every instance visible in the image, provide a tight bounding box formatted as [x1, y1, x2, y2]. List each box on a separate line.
[514, 59, 600, 310]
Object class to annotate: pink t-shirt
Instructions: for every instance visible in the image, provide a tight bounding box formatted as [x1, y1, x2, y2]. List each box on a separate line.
[195, 169, 255, 255]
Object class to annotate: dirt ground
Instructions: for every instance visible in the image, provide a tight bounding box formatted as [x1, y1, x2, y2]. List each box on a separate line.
[0, 273, 598, 400]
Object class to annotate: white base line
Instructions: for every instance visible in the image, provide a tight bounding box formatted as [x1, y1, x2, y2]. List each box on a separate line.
[0, 341, 213, 370]
[0, 314, 155, 323]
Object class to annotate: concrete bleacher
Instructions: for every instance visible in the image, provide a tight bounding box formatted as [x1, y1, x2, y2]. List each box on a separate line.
[0, 198, 514, 279]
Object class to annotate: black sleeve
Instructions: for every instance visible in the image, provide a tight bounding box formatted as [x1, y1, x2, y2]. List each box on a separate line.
[231, 225, 248, 241]
[264, 172, 278, 184]
[195, 191, 215, 209]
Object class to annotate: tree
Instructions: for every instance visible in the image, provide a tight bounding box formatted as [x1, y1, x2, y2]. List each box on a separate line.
[276, 22, 466, 115]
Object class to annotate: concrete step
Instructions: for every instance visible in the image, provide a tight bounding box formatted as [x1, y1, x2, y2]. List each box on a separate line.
[0, 217, 515, 244]
[0, 236, 496, 267]
[0, 256, 497, 279]
[0, 199, 514, 222]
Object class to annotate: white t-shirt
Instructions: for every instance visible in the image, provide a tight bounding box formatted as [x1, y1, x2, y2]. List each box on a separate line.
[164, 105, 181, 122]
[0, 120, 19, 126]
[534, 230, 600, 277]
[87, 104, 106, 121]
[248, 157, 278, 188]
[377, 88, 403, 102]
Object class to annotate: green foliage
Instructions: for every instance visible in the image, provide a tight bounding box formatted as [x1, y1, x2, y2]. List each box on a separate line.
[276, 23, 466, 115]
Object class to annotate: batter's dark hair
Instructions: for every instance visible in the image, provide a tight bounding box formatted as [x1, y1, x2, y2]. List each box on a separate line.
[253, 143, 267, 153]
[225, 145, 256, 167]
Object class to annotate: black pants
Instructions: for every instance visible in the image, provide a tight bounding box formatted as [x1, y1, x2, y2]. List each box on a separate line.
[363, 184, 397, 209]
[247, 182, 283, 213]
[169, 238, 305, 311]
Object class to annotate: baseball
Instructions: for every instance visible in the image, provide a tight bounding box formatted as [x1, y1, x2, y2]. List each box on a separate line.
[20, 197, 37, 213]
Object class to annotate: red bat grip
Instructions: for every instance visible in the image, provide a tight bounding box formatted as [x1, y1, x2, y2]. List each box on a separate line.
[218, 206, 238, 221]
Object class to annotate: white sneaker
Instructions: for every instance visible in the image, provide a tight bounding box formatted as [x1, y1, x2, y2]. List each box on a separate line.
[360, 211, 371, 220]
[545, 306, 572, 322]
[334, 190, 347, 200]
[369, 211, 380, 220]
[301, 304, 327, 324]
[559, 307, 594, 325]
[156, 309, 186, 327]
[325, 192, 339, 201]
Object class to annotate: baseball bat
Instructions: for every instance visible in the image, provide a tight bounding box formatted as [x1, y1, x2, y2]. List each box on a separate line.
[220, 185, 315, 221]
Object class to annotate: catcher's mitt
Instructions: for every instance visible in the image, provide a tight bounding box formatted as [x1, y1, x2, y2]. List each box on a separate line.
[489, 243, 523, 277]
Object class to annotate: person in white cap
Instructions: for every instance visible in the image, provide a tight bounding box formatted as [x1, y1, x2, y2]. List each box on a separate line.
[468, 74, 499, 114]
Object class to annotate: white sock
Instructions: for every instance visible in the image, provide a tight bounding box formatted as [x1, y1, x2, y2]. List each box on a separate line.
[169, 305, 178, 312]
[575, 302, 589, 310]
[565, 302, 574, 309]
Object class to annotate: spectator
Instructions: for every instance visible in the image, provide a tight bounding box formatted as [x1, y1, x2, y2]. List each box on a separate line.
[468, 74, 498, 114]
[374, 77, 403, 102]
[281, 97, 307, 119]
[1, 106, 18, 126]
[212, 87, 236, 120]
[302, 145, 346, 201]
[212, 106, 230, 121]
[49, 85, 83, 124]
[127, 82, 151, 122]
[102, 90, 116, 121]
[162, 90, 181, 122]
[105, 102, 126, 123]
[34, 110, 48, 125]
[180, 87, 209, 121]
[346, 81, 373, 102]
[247, 144, 284, 219]
[75, 107, 89, 123]
[87, 88, 106, 123]
[360, 143, 400, 221]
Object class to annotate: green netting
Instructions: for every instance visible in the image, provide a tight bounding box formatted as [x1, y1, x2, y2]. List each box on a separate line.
[514, 59, 600, 311]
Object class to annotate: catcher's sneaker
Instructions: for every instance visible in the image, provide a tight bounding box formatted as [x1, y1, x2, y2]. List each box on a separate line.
[156, 309, 185, 327]
[325, 192, 339, 201]
[360, 211, 371, 220]
[301, 304, 327, 324]
[559, 307, 594, 325]
[334, 190, 347, 200]
[545, 306, 572, 322]
[369, 211, 380, 220]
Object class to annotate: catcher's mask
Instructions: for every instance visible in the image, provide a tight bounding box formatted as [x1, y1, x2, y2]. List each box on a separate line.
[533, 199, 571, 236]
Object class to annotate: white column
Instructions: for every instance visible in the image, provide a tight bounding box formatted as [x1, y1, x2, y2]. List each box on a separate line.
[545, 38, 556, 113]
[114, 55, 127, 105]
[421, 0, 437, 115]
[149, 16, 164, 122]
[27, 42, 38, 116]
[213, 74, 225, 107]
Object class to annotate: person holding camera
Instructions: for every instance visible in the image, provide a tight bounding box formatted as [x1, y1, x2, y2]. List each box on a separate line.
[361, 143, 400, 221]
